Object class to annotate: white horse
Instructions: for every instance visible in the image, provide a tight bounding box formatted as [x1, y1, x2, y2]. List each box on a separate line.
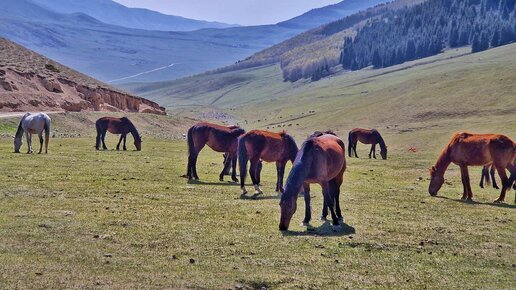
[14, 113, 52, 154]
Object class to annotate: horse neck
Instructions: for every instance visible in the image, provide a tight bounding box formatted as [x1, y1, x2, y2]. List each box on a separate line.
[283, 135, 299, 162]
[377, 136, 386, 151]
[128, 123, 140, 140]
[15, 118, 25, 140]
[434, 147, 452, 176]
[282, 140, 313, 200]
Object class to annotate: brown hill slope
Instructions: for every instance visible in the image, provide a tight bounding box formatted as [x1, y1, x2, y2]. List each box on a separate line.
[0, 38, 165, 115]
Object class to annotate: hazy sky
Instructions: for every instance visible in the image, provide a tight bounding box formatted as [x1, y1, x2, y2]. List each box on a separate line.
[113, 0, 341, 26]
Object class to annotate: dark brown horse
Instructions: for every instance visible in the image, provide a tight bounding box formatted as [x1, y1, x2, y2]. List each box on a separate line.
[279, 131, 346, 231]
[239, 130, 298, 195]
[95, 117, 141, 151]
[185, 122, 245, 182]
[348, 128, 387, 159]
[429, 132, 515, 203]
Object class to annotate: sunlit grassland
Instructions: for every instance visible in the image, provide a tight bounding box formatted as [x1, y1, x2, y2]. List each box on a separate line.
[0, 133, 514, 289]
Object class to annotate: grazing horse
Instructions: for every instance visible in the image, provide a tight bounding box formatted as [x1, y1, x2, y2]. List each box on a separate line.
[239, 130, 298, 195]
[185, 122, 245, 181]
[14, 112, 51, 154]
[348, 128, 387, 159]
[279, 131, 346, 231]
[479, 164, 498, 189]
[429, 132, 515, 203]
[95, 117, 142, 151]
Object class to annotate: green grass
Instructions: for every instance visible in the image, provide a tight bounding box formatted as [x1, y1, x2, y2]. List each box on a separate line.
[0, 134, 514, 289]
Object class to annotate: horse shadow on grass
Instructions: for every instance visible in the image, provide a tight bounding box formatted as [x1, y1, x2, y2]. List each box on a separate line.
[185, 178, 240, 187]
[239, 193, 281, 200]
[282, 221, 355, 237]
[435, 196, 516, 209]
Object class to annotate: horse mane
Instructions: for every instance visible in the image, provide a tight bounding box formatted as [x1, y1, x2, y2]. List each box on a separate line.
[15, 113, 30, 139]
[281, 138, 315, 201]
[431, 142, 452, 174]
[310, 130, 337, 138]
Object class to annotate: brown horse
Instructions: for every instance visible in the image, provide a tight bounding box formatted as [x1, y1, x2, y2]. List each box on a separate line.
[238, 130, 298, 195]
[348, 128, 387, 159]
[95, 117, 141, 151]
[429, 132, 515, 203]
[279, 131, 346, 231]
[185, 122, 245, 181]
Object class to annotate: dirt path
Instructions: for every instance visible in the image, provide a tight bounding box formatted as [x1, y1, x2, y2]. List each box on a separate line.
[0, 111, 62, 119]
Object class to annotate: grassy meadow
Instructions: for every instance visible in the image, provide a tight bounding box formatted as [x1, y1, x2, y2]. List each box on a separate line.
[0, 117, 514, 289]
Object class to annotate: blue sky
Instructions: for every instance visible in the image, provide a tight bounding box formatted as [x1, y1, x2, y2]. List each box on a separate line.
[113, 0, 341, 25]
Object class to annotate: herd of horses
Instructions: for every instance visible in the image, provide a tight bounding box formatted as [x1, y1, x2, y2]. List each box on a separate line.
[12, 114, 516, 231]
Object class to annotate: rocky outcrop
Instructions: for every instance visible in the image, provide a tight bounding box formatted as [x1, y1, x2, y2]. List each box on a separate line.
[0, 37, 166, 115]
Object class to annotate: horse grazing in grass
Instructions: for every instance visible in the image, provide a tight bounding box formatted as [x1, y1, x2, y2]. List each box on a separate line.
[479, 164, 498, 189]
[14, 112, 51, 154]
[348, 128, 387, 159]
[185, 122, 245, 182]
[95, 117, 141, 151]
[429, 132, 515, 203]
[279, 131, 346, 231]
[239, 130, 298, 195]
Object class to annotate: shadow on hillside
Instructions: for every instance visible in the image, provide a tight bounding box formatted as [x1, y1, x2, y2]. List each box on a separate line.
[436, 196, 516, 209]
[282, 221, 355, 237]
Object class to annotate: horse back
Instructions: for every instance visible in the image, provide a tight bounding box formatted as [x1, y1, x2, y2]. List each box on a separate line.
[307, 135, 346, 183]
[192, 122, 242, 153]
[449, 132, 514, 166]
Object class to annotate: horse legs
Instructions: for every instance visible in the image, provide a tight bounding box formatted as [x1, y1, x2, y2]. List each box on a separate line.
[322, 182, 339, 226]
[275, 161, 286, 194]
[459, 165, 473, 200]
[219, 153, 232, 181]
[116, 134, 124, 151]
[230, 153, 239, 182]
[353, 141, 359, 158]
[493, 165, 509, 203]
[490, 166, 499, 189]
[369, 144, 376, 159]
[38, 132, 44, 154]
[101, 131, 108, 150]
[479, 166, 488, 188]
[25, 132, 32, 154]
[123, 134, 127, 151]
[332, 177, 344, 222]
[250, 158, 263, 194]
[302, 183, 311, 225]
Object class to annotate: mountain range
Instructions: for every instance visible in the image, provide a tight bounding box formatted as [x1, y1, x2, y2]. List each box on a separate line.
[0, 0, 388, 83]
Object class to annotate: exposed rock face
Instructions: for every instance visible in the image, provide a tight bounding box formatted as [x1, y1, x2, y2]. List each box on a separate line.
[0, 38, 166, 115]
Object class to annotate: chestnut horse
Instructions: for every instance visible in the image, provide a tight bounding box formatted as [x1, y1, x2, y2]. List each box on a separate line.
[238, 130, 298, 195]
[348, 128, 387, 159]
[185, 122, 245, 182]
[429, 132, 515, 203]
[279, 131, 346, 231]
[95, 117, 141, 151]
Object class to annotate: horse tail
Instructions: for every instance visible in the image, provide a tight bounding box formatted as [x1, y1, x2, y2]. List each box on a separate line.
[347, 131, 353, 157]
[44, 115, 51, 153]
[95, 120, 102, 149]
[282, 139, 315, 200]
[238, 135, 248, 189]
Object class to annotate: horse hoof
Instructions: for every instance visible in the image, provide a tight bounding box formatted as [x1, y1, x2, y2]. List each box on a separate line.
[338, 218, 344, 223]
[320, 216, 328, 222]
[494, 186, 500, 190]
[332, 224, 342, 231]
[301, 222, 314, 230]
[493, 199, 503, 203]
[232, 178, 239, 183]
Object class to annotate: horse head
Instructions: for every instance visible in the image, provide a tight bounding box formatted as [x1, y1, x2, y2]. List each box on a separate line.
[380, 146, 388, 160]
[13, 136, 22, 153]
[428, 166, 443, 196]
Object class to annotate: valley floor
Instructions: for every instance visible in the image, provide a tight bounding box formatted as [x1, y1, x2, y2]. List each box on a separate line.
[0, 133, 514, 289]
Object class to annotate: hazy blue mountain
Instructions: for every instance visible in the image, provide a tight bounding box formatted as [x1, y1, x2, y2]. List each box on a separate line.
[279, 0, 389, 29]
[0, 0, 389, 84]
[29, 0, 236, 31]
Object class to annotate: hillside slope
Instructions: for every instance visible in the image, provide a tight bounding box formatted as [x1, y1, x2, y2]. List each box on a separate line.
[0, 38, 165, 114]
[128, 44, 516, 144]
[30, 0, 236, 31]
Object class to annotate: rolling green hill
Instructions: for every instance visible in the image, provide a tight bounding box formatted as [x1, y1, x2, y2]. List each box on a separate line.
[129, 44, 516, 146]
